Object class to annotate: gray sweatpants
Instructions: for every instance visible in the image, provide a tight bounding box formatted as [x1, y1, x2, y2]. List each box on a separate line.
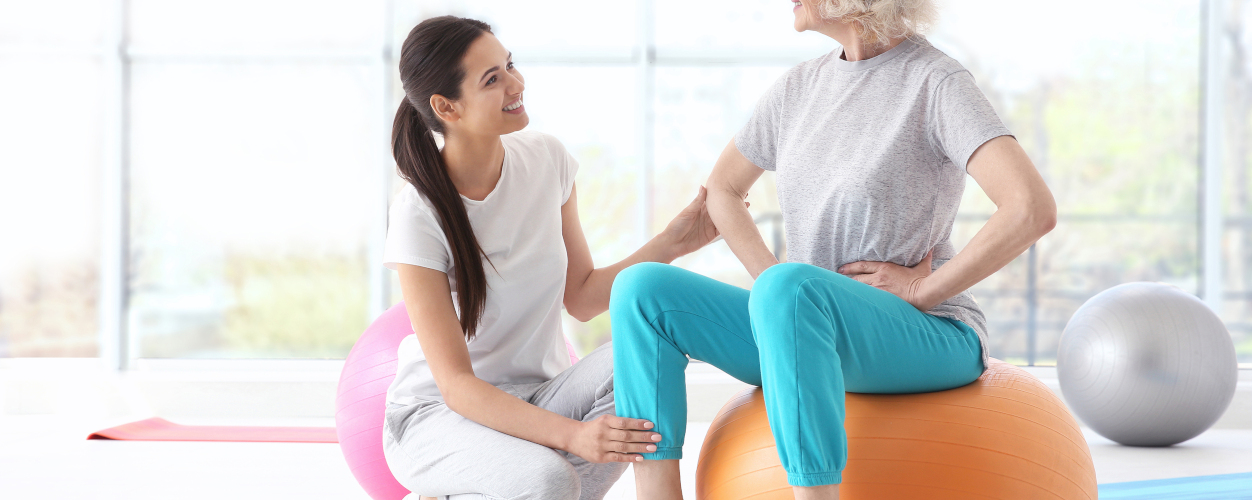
[382, 341, 628, 500]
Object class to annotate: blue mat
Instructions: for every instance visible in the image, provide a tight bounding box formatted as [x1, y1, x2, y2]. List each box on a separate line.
[1098, 472, 1252, 499]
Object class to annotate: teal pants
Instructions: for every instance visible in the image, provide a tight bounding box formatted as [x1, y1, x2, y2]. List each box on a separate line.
[610, 262, 984, 487]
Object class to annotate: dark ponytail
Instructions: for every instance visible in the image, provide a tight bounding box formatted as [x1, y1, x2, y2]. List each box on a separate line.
[393, 16, 493, 340]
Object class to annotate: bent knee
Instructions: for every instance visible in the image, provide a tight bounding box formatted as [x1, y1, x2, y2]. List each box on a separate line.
[611, 262, 675, 299]
[749, 263, 865, 332]
[610, 262, 667, 307]
[609, 262, 694, 320]
[753, 262, 824, 289]
[750, 263, 827, 308]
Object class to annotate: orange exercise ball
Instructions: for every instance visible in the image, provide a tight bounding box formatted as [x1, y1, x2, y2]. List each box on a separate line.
[696, 359, 1096, 500]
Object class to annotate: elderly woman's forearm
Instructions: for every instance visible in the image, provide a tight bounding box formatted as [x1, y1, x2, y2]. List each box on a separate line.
[921, 203, 1056, 308]
[707, 140, 776, 278]
[707, 187, 778, 279]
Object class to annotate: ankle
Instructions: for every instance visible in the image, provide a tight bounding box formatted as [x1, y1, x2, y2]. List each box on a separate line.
[793, 483, 840, 500]
[633, 459, 683, 500]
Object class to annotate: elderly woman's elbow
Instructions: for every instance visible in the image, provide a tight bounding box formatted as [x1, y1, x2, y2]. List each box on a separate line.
[1041, 188, 1058, 230]
[1040, 209, 1058, 234]
[1028, 199, 1057, 237]
[1004, 198, 1055, 239]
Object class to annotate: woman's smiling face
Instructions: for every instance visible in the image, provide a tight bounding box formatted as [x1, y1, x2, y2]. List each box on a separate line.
[447, 33, 528, 137]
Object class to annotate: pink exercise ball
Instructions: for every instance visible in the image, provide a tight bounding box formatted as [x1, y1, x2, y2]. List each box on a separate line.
[335, 302, 579, 500]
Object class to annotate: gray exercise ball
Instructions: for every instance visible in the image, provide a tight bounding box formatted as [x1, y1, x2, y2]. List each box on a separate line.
[1057, 282, 1238, 447]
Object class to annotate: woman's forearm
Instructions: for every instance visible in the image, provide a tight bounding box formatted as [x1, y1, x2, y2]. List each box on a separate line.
[919, 204, 1055, 309]
[706, 139, 775, 279]
[443, 372, 581, 451]
[565, 237, 675, 321]
[707, 186, 777, 279]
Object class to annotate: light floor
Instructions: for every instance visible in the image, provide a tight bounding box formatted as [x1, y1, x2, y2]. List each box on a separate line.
[3, 415, 1251, 500]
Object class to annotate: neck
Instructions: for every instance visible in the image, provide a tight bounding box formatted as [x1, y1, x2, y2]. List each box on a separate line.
[440, 130, 505, 201]
[812, 19, 906, 62]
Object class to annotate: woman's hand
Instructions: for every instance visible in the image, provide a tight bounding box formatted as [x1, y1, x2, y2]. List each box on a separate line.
[658, 186, 747, 261]
[565, 415, 662, 464]
[838, 250, 937, 311]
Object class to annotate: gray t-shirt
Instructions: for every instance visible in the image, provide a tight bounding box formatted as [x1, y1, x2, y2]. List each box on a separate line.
[735, 37, 1011, 367]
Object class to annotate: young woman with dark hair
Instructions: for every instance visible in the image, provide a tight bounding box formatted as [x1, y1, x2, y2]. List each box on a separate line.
[381, 16, 724, 500]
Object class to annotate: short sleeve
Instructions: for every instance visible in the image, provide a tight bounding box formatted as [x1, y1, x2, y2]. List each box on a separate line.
[382, 193, 451, 273]
[543, 134, 580, 205]
[929, 70, 1013, 170]
[734, 71, 789, 171]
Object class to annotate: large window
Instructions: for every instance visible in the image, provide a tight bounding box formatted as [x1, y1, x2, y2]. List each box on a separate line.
[126, 1, 390, 359]
[0, 1, 107, 357]
[1218, 0, 1252, 366]
[936, 0, 1204, 364]
[2, 0, 1248, 366]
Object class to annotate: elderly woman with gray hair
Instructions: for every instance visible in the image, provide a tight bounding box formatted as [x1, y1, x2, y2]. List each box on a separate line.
[609, 0, 1057, 498]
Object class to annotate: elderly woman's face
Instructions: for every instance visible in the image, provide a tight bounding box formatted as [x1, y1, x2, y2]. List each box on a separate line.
[791, 0, 819, 32]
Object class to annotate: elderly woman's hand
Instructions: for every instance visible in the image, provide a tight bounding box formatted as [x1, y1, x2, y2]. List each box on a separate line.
[837, 250, 938, 311]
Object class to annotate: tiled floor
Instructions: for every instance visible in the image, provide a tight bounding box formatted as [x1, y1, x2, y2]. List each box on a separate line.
[3, 414, 1251, 499]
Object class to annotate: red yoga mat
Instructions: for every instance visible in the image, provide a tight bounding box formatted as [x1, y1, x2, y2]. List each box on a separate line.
[87, 417, 338, 443]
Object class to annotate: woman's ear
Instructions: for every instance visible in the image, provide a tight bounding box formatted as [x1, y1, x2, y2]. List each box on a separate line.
[430, 94, 459, 125]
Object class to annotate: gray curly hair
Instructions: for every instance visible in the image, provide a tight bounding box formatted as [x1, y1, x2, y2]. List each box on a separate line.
[813, 0, 938, 47]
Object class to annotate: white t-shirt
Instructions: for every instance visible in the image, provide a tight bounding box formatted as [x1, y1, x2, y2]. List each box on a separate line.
[382, 130, 578, 405]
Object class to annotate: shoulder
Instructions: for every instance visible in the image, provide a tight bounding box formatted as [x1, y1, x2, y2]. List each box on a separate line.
[503, 129, 571, 163]
[384, 183, 451, 267]
[780, 53, 831, 88]
[753, 58, 818, 110]
[503, 129, 564, 153]
[798, 48, 844, 75]
[904, 38, 976, 88]
[390, 183, 441, 225]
